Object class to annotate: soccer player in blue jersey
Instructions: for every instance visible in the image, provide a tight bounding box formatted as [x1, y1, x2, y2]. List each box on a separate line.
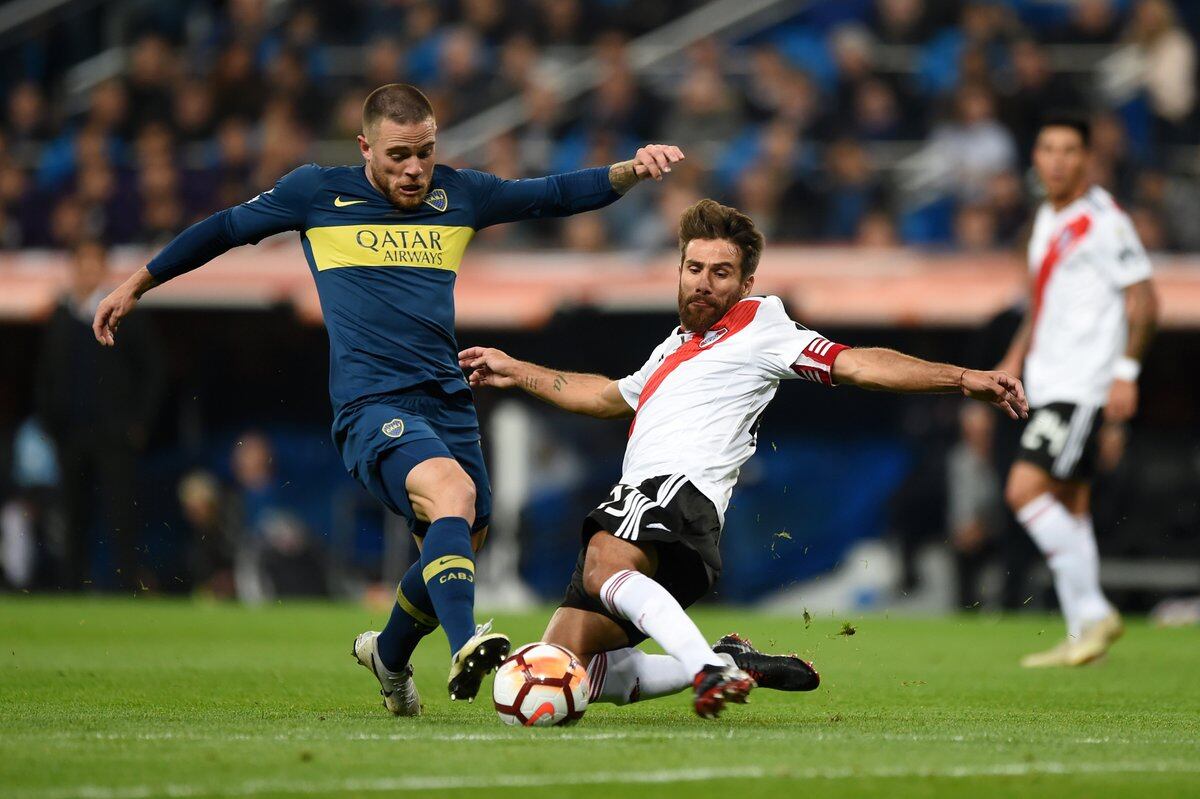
[92, 83, 685, 713]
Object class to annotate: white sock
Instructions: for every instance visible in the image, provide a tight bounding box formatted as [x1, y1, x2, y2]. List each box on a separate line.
[1017, 494, 1111, 638]
[598, 570, 725, 676]
[587, 648, 737, 705]
[586, 648, 690, 705]
[1071, 514, 1114, 628]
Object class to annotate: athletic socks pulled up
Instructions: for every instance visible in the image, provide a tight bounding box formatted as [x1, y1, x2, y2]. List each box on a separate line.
[598, 569, 725, 676]
[1017, 493, 1112, 638]
[419, 516, 477, 655]
[587, 647, 735, 705]
[375, 560, 439, 672]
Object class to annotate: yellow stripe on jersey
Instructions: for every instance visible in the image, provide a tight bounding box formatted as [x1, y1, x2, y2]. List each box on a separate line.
[306, 224, 475, 272]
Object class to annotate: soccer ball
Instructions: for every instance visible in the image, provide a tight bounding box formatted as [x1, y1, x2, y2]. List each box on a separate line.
[492, 642, 589, 727]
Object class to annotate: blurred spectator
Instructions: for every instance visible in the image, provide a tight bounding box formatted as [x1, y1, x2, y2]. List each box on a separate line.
[999, 38, 1083, 159]
[562, 213, 608, 253]
[363, 38, 403, 89]
[1088, 111, 1139, 201]
[172, 79, 217, 144]
[230, 431, 283, 536]
[1, 418, 60, 590]
[432, 26, 502, 125]
[871, 0, 936, 45]
[265, 47, 327, 134]
[1051, 0, 1123, 45]
[1127, 0, 1197, 141]
[1101, 0, 1197, 143]
[532, 0, 591, 47]
[6, 82, 51, 162]
[924, 83, 1016, 202]
[1136, 168, 1200, 252]
[178, 470, 238, 599]
[34, 241, 165, 590]
[125, 34, 177, 134]
[855, 210, 899, 246]
[462, 0, 516, 45]
[258, 510, 331, 598]
[946, 403, 1004, 609]
[1128, 202, 1169, 252]
[984, 171, 1026, 246]
[818, 138, 889, 241]
[953, 203, 998, 252]
[661, 63, 743, 162]
[210, 42, 267, 124]
[851, 78, 910, 141]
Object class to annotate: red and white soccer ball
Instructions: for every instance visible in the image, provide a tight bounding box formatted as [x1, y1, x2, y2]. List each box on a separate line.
[492, 642, 589, 727]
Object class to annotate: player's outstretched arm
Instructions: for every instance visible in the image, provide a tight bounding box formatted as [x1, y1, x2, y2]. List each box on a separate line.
[832, 347, 1029, 420]
[94, 164, 320, 346]
[468, 145, 685, 228]
[458, 346, 633, 419]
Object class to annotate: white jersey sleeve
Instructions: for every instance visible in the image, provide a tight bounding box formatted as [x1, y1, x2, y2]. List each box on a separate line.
[754, 296, 850, 385]
[1098, 211, 1153, 289]
[617, 330, 682, 410]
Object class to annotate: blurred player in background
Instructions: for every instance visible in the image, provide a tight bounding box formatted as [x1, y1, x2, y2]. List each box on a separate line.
[461, 199, 1028, 718]
[998, 115, 1159, 668]
[90, 83, 685, 711]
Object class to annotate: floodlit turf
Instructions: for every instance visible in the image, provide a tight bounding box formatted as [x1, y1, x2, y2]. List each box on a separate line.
[2, 598, 1198, 799]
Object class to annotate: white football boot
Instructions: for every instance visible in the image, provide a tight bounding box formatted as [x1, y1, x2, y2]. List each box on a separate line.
[352, 631, 422, 716]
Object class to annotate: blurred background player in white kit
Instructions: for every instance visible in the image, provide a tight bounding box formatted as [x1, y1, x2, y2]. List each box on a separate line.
[998, 115, 1159, 668]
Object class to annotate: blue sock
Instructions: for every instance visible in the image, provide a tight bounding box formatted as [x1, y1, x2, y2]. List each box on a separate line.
[375, 561, 438, 671]
[420, 517, 477, 654]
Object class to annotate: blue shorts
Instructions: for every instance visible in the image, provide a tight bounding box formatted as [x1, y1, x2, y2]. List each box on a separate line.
[333, 393, 491, 535]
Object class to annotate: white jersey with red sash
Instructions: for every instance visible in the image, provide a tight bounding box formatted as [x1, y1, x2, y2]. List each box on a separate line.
[1025, 185, 1152, 408]
[616, 295, 848, 523]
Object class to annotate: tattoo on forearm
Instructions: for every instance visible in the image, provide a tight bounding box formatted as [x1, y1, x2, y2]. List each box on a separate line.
[608, 160, 640, 194]
[521, 376, 539, 393]
[552, 374, 568, 392]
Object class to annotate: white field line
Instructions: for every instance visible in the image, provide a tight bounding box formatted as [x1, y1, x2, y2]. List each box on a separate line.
[17, 728, 1200, 748]
[11, 761, 1200, 799]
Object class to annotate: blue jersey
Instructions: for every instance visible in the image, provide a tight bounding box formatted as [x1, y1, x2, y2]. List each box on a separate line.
[147, 163, 619, 423]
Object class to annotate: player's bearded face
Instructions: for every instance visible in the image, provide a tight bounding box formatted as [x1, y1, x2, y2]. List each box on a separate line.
[362, 119, 436, 210]
[677, 239, 752, 333]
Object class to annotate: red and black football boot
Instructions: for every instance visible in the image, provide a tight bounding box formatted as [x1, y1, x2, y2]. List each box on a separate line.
[712, 633, 820, 692]
[692, 664, 755, 719]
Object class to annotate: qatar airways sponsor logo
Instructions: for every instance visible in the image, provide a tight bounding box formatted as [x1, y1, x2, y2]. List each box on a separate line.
[354, 227, 446, 265]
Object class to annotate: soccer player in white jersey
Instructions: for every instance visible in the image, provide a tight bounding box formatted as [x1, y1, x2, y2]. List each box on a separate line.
[997, 116, 1158, 668]
[460, 200, 1027, 717]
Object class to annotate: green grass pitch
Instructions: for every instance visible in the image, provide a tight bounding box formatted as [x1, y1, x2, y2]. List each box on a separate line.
[2, 598, 1198, 798]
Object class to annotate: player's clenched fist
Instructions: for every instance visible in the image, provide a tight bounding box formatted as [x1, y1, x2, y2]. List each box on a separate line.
[458, 346, 523, 389]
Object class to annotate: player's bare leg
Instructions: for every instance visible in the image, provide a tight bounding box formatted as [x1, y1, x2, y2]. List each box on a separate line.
[1007, 462, 1120, 667]
[579, 532, 753, 718]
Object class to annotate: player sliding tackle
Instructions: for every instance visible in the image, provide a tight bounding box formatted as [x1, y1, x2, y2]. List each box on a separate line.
[461, 199, 1028, 718]
[91, 83, 686, 714]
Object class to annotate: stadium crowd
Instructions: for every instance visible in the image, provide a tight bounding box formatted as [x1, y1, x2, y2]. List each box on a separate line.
[1, 0, 1198, 255]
